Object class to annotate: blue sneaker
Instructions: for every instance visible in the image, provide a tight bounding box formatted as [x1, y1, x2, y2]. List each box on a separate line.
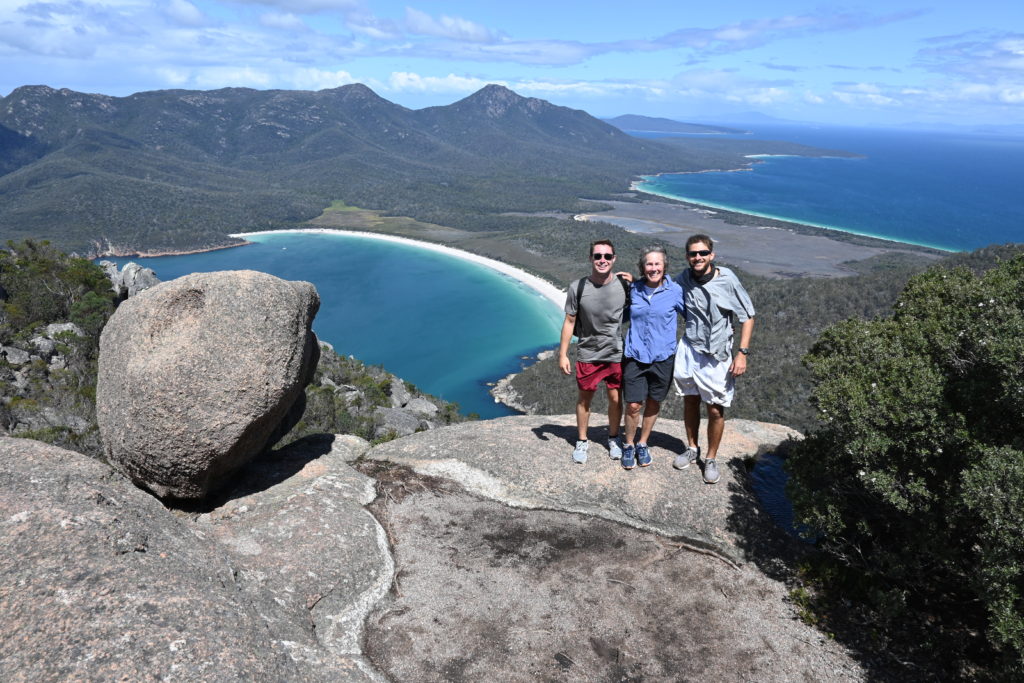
[621, 444, 636, 470]
[636, 443, 652, 467]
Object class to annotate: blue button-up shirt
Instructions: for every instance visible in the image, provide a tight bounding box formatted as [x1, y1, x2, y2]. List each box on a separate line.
[624, 278, 685, 363]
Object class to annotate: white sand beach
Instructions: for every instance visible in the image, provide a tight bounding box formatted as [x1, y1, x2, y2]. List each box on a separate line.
[229, 228, 567, 308]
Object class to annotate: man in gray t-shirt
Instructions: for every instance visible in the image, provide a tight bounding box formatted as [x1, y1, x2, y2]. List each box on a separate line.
[558, 239, 628, 464]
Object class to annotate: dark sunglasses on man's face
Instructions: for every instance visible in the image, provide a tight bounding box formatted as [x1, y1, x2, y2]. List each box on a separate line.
[687, 249, 711, 257]
[592, 252, 615, 261]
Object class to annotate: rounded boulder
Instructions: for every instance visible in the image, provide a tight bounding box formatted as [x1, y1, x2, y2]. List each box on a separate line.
[97, 270, 320, 500]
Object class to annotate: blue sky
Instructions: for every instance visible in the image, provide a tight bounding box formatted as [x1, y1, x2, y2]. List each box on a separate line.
[1, 0, 1022, 126]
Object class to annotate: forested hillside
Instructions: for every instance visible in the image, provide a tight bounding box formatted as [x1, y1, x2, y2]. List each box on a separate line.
[0, 84, 844, 256]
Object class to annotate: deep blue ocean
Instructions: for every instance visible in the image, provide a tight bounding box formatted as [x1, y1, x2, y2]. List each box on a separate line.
[106, 232, 563, 418]
[634, 125, 1024, 251]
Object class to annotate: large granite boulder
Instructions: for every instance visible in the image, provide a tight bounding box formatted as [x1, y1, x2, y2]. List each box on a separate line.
[0, 437, 301, 680]
[97, 270, 320, 500]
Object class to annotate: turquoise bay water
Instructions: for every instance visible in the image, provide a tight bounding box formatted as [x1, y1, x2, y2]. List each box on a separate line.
[107, 232, 563, 418]
[635, 126, 1024, 251]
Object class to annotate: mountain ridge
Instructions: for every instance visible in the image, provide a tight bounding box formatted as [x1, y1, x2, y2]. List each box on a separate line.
[0, 83, 780, 255]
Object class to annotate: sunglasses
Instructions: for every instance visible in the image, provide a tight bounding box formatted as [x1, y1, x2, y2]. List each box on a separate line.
[592, 252, 615, 261]
[687, 249, 711, 257]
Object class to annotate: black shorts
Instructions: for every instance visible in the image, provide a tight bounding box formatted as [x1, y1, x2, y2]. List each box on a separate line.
[622, 356, 675, 404]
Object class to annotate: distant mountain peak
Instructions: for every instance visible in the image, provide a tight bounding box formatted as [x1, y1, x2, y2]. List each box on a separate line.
[455, 84, 547, 118]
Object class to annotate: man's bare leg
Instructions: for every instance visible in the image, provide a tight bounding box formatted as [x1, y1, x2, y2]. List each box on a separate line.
[705, 403, 725, 459]
[575, 389, 595, 441]
[606, 386, 622, 438]
[683, 395, 702, 449]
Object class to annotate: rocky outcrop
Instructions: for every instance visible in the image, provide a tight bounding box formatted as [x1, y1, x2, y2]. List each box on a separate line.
[100, 260, 160, 301]
[0, 412, 866, 681]
[96, 270, 320, 499]
[0, 437, 302, 680]
[366, 415, 801, 564]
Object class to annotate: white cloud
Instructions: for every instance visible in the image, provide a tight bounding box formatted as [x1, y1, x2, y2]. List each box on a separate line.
[165, 0, 206, 28]
[404, 8, 495, 43]
[259, 12, 307, 31]
[287, 67, 357, 90]
[192, 66, 274, 88]
[387, 72, 495, 93]
[228, 0, 361, 14]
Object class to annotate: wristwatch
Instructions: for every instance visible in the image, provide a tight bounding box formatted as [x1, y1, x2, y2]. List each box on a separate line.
[738, 347, 750, 355]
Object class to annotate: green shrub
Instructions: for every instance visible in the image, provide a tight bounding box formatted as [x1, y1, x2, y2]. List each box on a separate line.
[786, 255, 1024, 673]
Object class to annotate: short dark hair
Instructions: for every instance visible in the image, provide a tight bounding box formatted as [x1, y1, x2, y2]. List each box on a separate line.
[685, 234, 714, 252]
[589, 239, 614, 256]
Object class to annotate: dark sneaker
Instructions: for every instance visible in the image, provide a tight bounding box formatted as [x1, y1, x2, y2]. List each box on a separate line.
[674, 446, 700, 470]
[608, 434, 623, 460]
[572, 440, 589, 464]
[621, 445, 636, 470]
[636, 443, 652, 467]
[703, 458, 720, 484]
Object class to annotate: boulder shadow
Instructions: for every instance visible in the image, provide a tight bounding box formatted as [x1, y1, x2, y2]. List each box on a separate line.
[179, 433, 338, 513]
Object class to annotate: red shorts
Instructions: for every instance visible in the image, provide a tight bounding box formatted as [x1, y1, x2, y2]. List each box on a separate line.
[576, 361, 623, 392]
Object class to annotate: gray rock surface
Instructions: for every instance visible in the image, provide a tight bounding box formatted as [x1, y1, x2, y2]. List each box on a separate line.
[0, 437, 301, 681]
[44, 322, 84, 338]
[1, 345, 29, 365]
[372, 407, 423, 439]
[404, 396, 439, 416]
[361, 464, 860, 682]
[101, 260, 160, 300]
[197, 433, 385, 681]
[387, 376, 411, 408]
[96, 270, 320, 499]
[367, 414, 801, 563]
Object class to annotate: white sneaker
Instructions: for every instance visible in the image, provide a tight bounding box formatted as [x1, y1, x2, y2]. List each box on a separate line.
[572, 440, 589, 464]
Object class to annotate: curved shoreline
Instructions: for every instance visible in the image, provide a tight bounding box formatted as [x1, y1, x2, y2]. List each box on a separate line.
[630, 178, 953, 253]
[229, 228, 567, 309]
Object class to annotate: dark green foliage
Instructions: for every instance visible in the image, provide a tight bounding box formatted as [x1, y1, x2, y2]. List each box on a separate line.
[0, 239, 114, 343]
[0, 240, 116, 457]
[786, 254, 1024, 674]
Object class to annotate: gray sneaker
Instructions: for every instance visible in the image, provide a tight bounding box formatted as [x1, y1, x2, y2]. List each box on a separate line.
[703, 458, 720, 484]
[572, 440, 589, 464]
[608, 434, 623, 460]
[674, 445, 700, 470]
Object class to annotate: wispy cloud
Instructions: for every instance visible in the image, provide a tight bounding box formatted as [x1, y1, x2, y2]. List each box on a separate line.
[227, 0, 361, 13]
[654, 9, 925, 56]
[404, 8, 496, 43]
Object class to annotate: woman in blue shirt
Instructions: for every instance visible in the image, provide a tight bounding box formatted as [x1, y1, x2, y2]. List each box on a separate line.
[620, 246, 685, 469]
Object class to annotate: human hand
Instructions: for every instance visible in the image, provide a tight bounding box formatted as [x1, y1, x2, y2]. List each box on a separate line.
[729, 353, 748, 377]
[559, 354, 572, 375]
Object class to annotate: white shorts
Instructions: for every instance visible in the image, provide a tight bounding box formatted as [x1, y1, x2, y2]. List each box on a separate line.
[673, 338, 735, 407]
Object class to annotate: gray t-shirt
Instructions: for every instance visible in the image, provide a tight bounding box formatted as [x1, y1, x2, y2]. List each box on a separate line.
[675, 266, 755, 362]
[564, 277, 627, 363]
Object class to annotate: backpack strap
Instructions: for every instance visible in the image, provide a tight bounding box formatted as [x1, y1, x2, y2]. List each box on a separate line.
[617, 275, 631, 319]
[572, 277, 588, 337]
